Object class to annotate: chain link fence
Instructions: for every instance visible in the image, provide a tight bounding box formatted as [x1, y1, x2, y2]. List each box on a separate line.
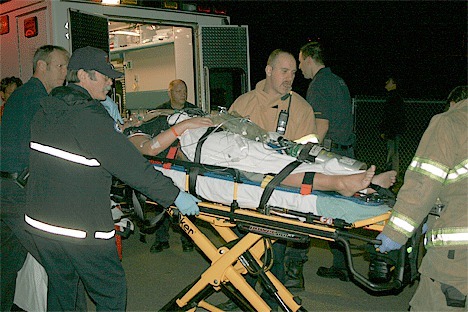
[353, 95, 446, 178]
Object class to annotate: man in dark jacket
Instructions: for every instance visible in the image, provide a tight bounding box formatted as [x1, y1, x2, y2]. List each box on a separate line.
[380, 76, 406, 173]
[24, 46, 200, 311]
[1, 45, 70, 311]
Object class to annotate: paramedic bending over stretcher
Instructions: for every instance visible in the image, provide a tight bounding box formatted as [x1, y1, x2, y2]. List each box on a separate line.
[24, 46, 201, 311]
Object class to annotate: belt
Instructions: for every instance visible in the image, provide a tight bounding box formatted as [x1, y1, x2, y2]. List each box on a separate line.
[1, 171, 19, 179]
[331, 143, 353, 150]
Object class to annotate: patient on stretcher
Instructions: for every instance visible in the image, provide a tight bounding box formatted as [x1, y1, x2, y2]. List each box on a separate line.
[126, 110, 395, 200]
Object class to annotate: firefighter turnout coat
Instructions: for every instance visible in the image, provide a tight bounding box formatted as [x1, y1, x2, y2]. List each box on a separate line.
[382, 99, 468, 294]
[25, 84, 181, 245]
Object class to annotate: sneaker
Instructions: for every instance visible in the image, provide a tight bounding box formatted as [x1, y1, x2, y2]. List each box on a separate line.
[316, 266, 350, 282]
[150, 241, 170, 253]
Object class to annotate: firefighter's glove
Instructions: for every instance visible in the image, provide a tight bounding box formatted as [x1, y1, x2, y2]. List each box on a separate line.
[375, 233, 402, 253]
[174, 191, 200, 216]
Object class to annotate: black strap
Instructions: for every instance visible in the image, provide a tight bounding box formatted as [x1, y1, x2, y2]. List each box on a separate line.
[189, 127, 217, 196]
[258, 160, 302, 210]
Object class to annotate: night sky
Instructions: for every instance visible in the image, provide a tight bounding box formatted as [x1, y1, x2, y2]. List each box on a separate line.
[220, 1, 467, 99]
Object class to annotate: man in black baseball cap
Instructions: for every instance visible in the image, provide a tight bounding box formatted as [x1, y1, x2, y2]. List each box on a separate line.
[24, 45, 200, 310]
[68, 46, 123, 79]
[62, 46, 122, 101]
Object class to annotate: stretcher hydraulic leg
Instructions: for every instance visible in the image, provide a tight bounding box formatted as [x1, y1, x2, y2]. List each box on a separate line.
[157, 205, 304, 312]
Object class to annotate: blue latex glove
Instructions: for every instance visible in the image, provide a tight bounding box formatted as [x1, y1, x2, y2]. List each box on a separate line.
[174, 191, 200, 216]
[375, 233, 403, 253]
[101, 96, 124, 124]
[422, 222, 428, 234]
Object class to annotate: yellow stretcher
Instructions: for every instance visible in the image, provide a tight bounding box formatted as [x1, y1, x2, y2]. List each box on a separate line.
[135, 157, 415, 312]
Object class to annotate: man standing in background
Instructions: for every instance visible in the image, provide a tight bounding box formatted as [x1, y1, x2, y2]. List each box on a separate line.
[148, 79, 198, 253]
[285, 41, 355, 289]
[158, 79, 197, 111]
[0, 76, 23, 122]
[380, 76, 406, 173]
[1, 45, 70, 311]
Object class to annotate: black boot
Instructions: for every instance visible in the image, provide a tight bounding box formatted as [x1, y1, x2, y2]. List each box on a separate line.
[284, 259, 305, 291]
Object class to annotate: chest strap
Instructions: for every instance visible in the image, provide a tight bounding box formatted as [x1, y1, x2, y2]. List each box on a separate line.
[162, 146, 179, 169]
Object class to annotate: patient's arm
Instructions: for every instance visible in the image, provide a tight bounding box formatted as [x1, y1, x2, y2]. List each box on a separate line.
[129, 117, 213, 156]
[121, 109, 177, 132]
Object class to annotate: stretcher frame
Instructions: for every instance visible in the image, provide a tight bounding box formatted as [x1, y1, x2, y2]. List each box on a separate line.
[150, 200, 406, 312]
[135, 154, 410, 311]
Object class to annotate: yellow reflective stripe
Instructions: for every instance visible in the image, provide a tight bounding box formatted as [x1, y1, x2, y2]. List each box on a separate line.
[25, 214, 86, 239]
[426, 228, 468, 247]
[446, 159, 468, 184]
[95, 230, 116, 239]
[409, 156, 449, 183]
[388, 211, 418, 238]
[30, 142, 100, 167]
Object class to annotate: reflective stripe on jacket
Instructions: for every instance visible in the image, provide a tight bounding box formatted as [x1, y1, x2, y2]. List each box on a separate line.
[425, 227, 468, 248]
[25, 215, 115, 240]
[389, 157, 468, 239]
[30, 142, 101, 167]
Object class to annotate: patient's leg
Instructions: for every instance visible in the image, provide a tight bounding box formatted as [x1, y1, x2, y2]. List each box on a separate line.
[370, 170, 396, 189]
[326, 165, 376, 197]
[281, 165, 376, 197]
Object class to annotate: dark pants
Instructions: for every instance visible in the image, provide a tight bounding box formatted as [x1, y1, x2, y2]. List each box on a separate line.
[33, 235, 126, 311]
[0, 178, 38, 312]
[328, 241, 347, 269]
[285, 241, 309, 263]
[233, 227, 286, 309]
[285, 145, 355, 271]
[154, 213, 192, 245]
[326, 146, 354, 270]
[385, 135, 401, 173]
[286, 241, 346, 270]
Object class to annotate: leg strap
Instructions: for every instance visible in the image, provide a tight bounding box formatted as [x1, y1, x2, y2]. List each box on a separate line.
[300, 172, 315, 195]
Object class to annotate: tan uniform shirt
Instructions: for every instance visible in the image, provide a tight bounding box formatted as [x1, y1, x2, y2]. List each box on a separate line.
[382, 99, 468, 293]
[229, 80, 316, 141]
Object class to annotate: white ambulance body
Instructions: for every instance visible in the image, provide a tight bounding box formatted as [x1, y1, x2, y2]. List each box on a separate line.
[0, 0, 250, 112]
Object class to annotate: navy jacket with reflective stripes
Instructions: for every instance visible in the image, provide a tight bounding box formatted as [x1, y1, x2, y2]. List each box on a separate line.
[26, 84, 180, 244]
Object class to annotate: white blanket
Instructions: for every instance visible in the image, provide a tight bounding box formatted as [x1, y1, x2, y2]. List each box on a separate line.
[153, 164, 389, 223]
[179, 128, 363, 176]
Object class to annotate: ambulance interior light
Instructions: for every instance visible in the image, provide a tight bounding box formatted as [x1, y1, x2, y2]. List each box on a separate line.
[102, 0, 120, 4]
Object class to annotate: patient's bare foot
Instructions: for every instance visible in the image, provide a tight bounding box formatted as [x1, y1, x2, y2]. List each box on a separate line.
[370, 170, 397, 190]
[337, 165, 376, 197]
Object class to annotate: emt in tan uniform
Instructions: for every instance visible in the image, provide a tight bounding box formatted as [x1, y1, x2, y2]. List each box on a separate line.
[229, 49, 316, 141]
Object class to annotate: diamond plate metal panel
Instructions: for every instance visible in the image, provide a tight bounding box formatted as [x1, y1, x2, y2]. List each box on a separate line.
[69, 10, 109, 53]
[201, 26, 248, 72]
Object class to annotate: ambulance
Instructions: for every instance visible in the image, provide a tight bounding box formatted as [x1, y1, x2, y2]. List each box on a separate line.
[0, 0, 250, 113]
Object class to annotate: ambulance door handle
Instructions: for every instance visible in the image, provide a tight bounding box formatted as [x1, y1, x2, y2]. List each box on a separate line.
[115, 93, 122, 115]
[203, 66, 211, 113]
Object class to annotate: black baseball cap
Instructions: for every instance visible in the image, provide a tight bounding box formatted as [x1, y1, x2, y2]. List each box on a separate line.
[68, 46, 123, 79]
